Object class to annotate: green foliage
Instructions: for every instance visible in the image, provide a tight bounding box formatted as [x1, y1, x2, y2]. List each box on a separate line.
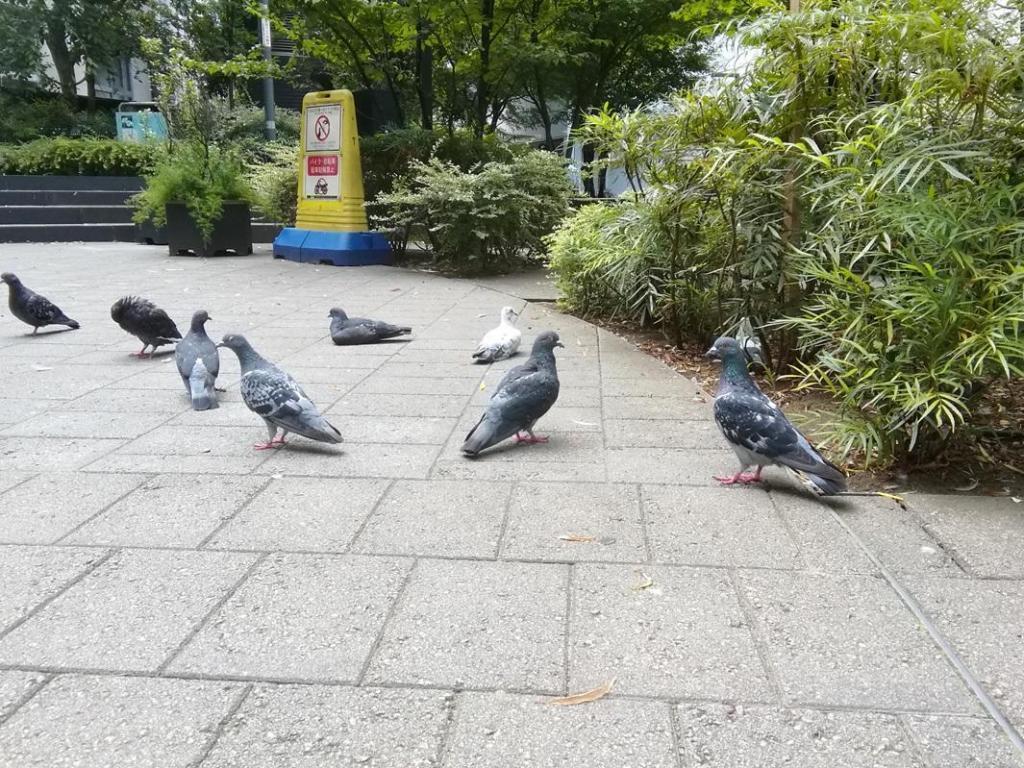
[131, 144, 253, 241]
[0, 138, 158, 175]
[0, 92, 116, 143]
[375, 150, 572, 274]
[247, 142, 298, 224]
[548, 0, 1024, 465]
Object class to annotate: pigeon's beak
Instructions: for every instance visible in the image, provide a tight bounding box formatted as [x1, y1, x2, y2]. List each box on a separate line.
[704, 346, 720, 361]
[215, 343, 225, 349]
[555, 341, 564, 348]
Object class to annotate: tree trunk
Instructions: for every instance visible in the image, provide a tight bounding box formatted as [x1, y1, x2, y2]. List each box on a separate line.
[44, 16, 77, 104]
[475, 0, 495, 137]
[415, 17, 433, 130]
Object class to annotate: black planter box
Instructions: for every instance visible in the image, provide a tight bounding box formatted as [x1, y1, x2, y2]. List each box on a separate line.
[165, 201, 253, 257]
[136, 219, 168, 245]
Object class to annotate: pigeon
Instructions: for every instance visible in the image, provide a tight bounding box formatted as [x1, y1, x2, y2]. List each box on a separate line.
[1, 272, 79, 334]
[110, 296, 181, 357]
[218, 333, 342, 450]
[188, 357, 218, 411]
[176, 310, 220, 410]
[705, 336, 847, 495]
[462, 331, 563, 457]
[472, 306, 521, 363]
[329, 307, 411, 345]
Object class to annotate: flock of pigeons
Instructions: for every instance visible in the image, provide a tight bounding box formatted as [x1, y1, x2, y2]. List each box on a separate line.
[2, 271, 847, 494]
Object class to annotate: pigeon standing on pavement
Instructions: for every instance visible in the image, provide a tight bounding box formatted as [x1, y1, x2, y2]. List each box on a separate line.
[110, 296, 181, 357]
[1, 272, 79, 334]
[705, 336, 847, 495]
[462, 331, 563, 457]
[472, 306, 521, 363]
[218, 333, 342, 450]
[329, 307, 411, 345]
[176, 310, 220, 410]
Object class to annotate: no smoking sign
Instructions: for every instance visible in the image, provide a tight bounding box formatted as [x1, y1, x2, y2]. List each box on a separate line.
[305, 105, 341, 152]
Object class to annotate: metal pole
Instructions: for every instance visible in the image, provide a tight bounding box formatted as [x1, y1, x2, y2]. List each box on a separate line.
[259, 0, 277, 140]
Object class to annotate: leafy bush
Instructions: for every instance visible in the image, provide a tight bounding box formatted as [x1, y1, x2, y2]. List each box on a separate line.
[131, 144, 253, 240]
[0, 138, 159, 176]
[0, 92, 116, 143]
[375, 150, 572, 274]
[247, 142, 297, 224]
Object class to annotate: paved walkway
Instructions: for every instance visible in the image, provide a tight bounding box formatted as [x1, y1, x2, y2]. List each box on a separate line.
[0, 243, 1022, 767]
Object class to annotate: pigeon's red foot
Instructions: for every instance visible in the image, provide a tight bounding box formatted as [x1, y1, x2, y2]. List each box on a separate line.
[271, 437, 287, 446]
[253, 441, 280, 451]
[714, 470, 762, 485]
[515, 433, 549, 444]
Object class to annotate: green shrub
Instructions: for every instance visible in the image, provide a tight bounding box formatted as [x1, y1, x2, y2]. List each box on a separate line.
[0, 92, 116, 143]
[0, 138, 159, 176]
[375, 150, 572, 274]
[131, 143, 253, 241]
[247, 142, 297, 224]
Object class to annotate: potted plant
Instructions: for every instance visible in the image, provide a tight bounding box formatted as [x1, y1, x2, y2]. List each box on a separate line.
[132, 142, 254, 257]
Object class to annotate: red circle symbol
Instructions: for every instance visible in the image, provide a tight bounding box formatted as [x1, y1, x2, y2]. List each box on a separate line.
[314, 115, 331, 142]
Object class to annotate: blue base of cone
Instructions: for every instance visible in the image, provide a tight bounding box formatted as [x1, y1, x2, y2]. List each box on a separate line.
[272, 228, 393, 266]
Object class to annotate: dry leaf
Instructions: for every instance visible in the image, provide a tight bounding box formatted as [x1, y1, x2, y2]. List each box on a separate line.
[479, 382, 486, 391]
[633, 572, 655, 591]
[548, 679, 615, 706]
[558, 534, 595, 542]
[955, 478, 979, 492]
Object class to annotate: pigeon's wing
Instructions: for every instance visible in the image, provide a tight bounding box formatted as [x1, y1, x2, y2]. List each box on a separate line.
[124, 301, 181, 341]
[21, 290, 64, 325]
[713, 391, 845, 482]
[473, 326, 515, 361]
[240, 368, 341, 443]
[492, 358, 540, 397]
[490, 366, 560, 426]
[175, 333, 200, 379]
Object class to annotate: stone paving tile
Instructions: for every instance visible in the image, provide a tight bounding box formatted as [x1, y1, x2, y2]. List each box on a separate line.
[736, 570, 977, 712]
[0, 399, 56, 428]
[602, 396, 708, 421]
[0, 546, 105, 632]
[675, 704, 924, 767]
[168, 554, 410, 682]
[208, 477, 388, 552]
[0, 436, 125, 471]
[0, 409, 171, 439]
[0, 670, 46, 720]
[202, 684, 450, 768]
[328, 392, 471, 417]
[366, 560, 566, 691]
[167, 400, 263, 427]
[0, 674, 243, 768]
[64, 474, 266, 548]
[769, 492, 877, 574]
[0, 470, 32, 494]
[643, 485, 802, 568]
[604, 418, 727, 449]
[445, 692, 676, 768]
[83, 451, 269, 475]
[355, 375, 483, 396]
[603, 377, 701, 398]
[905, 577, 1024, 731]
[570, 564, 772, 700]
[0, 472, 148, 544]
[0, 366, 129, 400]
[909, 494, 1024, 578]
[904, 715, 1024, 768]
[0, 549, 257, 672]
[257, 442, 440, 479]
[57, 387, 191, 414]
[434, 457, 608, 483]
[354, 479, 508, 558]
[377, 361, 486, 380]
[502, 483, 645, 563]
[114, 424, 268, 456]
[606, 448, 723, 484]
[338, 414, 457, 444]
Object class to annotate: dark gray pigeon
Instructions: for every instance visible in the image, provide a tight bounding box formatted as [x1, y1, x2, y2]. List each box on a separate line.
[218, 333, 342, 450]
[462, 331, 563, 457]
[329, 307, 411, 345]
[706, 336, 847, 495]
[110, 296, 181, 357]
[2, 272, 79, 334]
[176, 310, 220, 410]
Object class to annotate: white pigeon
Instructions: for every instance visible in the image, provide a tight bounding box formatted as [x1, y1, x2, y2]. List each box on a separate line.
[472, 306, 521, 364]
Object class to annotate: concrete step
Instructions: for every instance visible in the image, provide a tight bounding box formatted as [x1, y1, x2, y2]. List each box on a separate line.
[0, 190, 133, 206]
[0, 223, 138, 243]
[0, 205, 134, 225]
[0, 175, 145, 192]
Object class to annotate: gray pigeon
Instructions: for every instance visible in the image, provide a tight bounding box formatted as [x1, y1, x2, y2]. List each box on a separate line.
[110, 296, 181, 357]
[329, 307, 411, 345]
[462, 331, 563, 457]
[175, 310, 220, 409]
[2, 272, 79, 334]
[188, 357, 218, 411]
[218, 333, 342, 450]
[705, 336, 847, 495]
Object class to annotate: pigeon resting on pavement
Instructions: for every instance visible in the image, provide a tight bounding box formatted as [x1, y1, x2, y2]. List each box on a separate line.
[329, 307, 411, 345]
[110, 296, 181, 357]
[218, 333, 342, 450]
[462, 331, 562, 457]
[472, 306, 521, 364]
[176, 310, 220, 410]
[705, 336, 847, 495]
[2, 272, 79, 334]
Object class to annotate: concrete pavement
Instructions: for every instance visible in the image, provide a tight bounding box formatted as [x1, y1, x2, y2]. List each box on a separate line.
[0, 243, 1021, 767]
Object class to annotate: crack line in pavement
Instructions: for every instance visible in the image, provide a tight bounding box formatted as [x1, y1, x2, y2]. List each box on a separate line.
[188, 682, 253, 768]
[0, 673, 54, 728]
[355, 558, 420, 686]
[827, 506, 1024, 757]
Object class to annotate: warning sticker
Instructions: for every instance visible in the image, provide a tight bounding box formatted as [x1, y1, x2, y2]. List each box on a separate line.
[304, 154, 340, 199]
[305, 104, 341, 152]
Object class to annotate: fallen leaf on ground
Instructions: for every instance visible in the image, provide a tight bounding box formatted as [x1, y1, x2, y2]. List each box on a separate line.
[548, 679, 615, 706]
[558, 534, 595, 542]
[633, 571, 655, 590]
[479, 382, 486, 391]
[955, 478, 980, 492]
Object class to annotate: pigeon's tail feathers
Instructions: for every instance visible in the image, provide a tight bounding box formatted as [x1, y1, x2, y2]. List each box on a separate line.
[189, 360, 218, 411]
[62, 317, 80, 330]
[397, 326, 412, 335]
[290, 415, 343, 444]
[791, 468, 847, 496]
[461, 410, 516, 456]
[472, 346, 496, 363]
